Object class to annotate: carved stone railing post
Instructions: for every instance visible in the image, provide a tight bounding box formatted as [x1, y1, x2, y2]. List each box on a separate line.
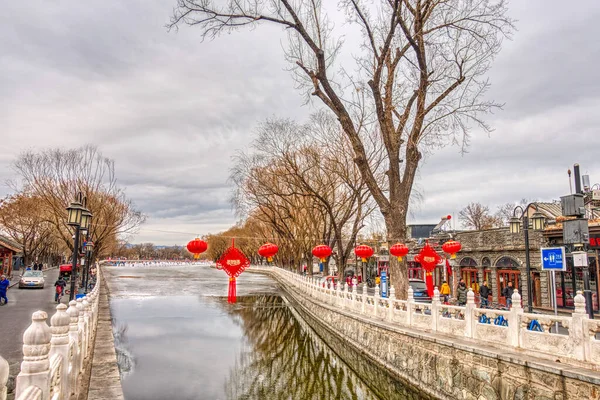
[571, 291, 589, 361]
[76, 299, 86, 365]
[387, 286, 396, 322]
[67, 300, 81, 395]
[361, 285, 367, 314]
[508, 289, 523, 347]
[431, 287, 440, 332]
[374, 285, 380, 318]
[82, 299, 91, 355]
[407, 287, 414, 326]
[0, 354, 8, 400]
[15, 311, 52, 400]
[50, 304, 71, 400]
[336, 282, 342, 307]
[465, 288, 475, 338]
[341, 284, 347, 309]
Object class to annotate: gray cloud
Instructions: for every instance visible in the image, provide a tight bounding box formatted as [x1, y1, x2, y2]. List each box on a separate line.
[2, 0, 600, 243]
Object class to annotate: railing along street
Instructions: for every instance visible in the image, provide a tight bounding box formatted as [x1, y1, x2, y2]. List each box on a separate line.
[0, 268, 102, 400]
[251, 266, 600, 368]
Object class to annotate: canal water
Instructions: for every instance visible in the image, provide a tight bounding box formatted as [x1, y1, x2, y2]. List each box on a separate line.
[105, 264, 429, 400]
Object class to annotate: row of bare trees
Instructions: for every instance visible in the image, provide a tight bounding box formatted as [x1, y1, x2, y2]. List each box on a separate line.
[458, 199, 531, 230]
[170, 0, 515, 296]
[0, 146, 145, 266]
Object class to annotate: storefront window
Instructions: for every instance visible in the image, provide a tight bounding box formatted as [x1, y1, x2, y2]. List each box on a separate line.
[556, 255, 599, 310]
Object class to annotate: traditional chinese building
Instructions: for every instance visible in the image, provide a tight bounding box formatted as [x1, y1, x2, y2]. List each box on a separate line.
[0, 235, 22, 277]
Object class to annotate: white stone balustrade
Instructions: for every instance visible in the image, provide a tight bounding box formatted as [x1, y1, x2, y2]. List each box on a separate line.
[0, 267, 102, 400]
[250, 265, 600, 369]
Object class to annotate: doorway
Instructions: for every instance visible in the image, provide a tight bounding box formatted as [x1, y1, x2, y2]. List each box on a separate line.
[497, 269, 520, 305]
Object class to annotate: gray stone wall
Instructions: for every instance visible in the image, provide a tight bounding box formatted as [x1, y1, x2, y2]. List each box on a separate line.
[283, 283, 600, 400]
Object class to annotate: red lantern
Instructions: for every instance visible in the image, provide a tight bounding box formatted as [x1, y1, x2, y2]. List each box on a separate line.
[187, 238, 208, 259]
[216, 239, 250, 303]
[442, 240, 462, 259]
[258, 243, 279, 262]
[389, 243, 409, 261]
[416, 242, 441, 297]
[354, 245, 374, 262]
[312, 245, 332, 262]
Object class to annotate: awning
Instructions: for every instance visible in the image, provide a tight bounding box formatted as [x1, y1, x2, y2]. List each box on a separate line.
[60, 264, 73, 272]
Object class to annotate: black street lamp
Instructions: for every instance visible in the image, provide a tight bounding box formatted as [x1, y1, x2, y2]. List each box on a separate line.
[66, 193, 92, 301]
[509, 204, 546, 313]
[83, 238, 94, 292]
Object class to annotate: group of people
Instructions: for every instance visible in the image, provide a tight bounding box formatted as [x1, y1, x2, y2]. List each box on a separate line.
[30, 262, 44, 271]
[438, 278, 515, 309]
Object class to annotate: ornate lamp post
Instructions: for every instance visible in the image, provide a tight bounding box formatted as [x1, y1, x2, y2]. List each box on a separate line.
[83, 238, 94, 293]
[509, 205, 546, 313]
[66, 193, 91, 301]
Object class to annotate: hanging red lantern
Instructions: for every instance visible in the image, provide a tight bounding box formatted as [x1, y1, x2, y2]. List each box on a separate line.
[416, 242, 441, 297]
[442, 240, 462, 259]
[312, 245, 332, 262]
[258, 243, 279, 262]
[389, 243, 409, 261]
[354, 245, 374, 262]
[187, 238, 208, 259]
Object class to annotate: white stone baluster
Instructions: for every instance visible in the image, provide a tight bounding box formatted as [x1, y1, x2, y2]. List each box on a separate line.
[387, 286, 396, 322]
[15, 311, 52, 400]
[431, 287, 440, 332]
[341, 284, 347, 309]
[50, 303, 71, 400]
[83, 299, 91, 354]
[465, 288, 475, 338]
[76, 299, 86, 364]
[336, 282, 342, 307]
[508, 289, 523, 347]
[571, 291, 589, 361]
[0, 354, 8, 400]
[373, 285, 380, 318]
[407, 286, 414, 326]
[361, 285, 367, 314]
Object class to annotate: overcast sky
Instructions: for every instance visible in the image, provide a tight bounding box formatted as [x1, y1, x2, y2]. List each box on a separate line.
[2, 1, 599, 245]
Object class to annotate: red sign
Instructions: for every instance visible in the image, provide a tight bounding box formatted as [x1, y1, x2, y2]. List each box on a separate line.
[589, 236, 600, 249]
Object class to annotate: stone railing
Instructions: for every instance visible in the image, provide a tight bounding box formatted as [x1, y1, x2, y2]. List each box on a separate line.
[0, 268, 102, 400]
[253, 266, 600, 369]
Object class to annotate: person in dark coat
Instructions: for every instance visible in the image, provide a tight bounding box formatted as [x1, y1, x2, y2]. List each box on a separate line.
[457, 279, 468, 306]
[479, 281, 491, 308]
[0, 275, 10, 304]
[502, 281, 514, 308]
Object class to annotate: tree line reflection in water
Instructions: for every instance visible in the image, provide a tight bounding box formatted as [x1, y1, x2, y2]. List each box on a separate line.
[222, 295, 429, 400]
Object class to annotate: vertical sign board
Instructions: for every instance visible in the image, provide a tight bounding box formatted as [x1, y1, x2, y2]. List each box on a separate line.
[540, 247, 566, 326]
[380, 270, 388, 298]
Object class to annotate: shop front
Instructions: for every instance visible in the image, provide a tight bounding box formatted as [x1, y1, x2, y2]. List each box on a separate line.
[0, 236, 21, 277]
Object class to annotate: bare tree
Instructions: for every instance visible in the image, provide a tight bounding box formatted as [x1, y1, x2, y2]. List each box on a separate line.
[459, 202, 501, 230]
[170, 0, 514, 296]
[12, 145, 146, 261]
[495, 198, 531, 225]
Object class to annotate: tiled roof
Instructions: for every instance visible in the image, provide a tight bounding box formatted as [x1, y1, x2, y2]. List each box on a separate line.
[0, 235, 22, 252]
[533, 202, 562, 219]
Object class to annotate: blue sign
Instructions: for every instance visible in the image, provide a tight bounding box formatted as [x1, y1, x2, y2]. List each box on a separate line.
[381, 270, 388, 298]
[540, 247, 566, 271]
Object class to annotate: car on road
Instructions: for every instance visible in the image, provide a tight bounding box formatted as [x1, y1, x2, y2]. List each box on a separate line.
[409, 279, 431, 302]
[19, 270, 45, 289]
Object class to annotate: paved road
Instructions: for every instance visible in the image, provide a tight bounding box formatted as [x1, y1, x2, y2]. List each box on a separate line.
[0, 268, 66, 368]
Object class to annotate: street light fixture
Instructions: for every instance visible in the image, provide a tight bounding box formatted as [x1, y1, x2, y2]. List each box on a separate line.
[510, 204, 546, 313]
[65, 192, 92, 301]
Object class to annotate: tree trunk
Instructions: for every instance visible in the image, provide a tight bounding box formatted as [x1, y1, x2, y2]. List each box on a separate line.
[384, 203, 409, 299]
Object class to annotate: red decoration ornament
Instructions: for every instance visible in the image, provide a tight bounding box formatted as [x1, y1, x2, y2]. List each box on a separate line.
[354, 245, 374, 262]
[312, 245, 332, 262]
[416, 242, 442, 297]
[187, 238, 208, 259]
[389, 243, 409, 261]
[258, 243, 279, 262]
[442, 240, 462, 259]
[216, 239, 250, 303]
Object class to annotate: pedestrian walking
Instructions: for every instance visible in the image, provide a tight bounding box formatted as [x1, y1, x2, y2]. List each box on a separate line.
[54, 277, 67, 303]
[0, 275, 10, 305]
[457, 279, 468, 306]
[440, 280, 451, 303]
[502, 281, 514, 309]
[479, 281, 491, 308]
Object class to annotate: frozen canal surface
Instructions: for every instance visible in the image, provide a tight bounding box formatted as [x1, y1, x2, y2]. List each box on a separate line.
[104, 264, 428, 400]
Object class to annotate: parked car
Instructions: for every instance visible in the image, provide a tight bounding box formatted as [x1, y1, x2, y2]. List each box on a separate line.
[318, 275, 339, 290]
[409, 279, 431, 302]
[19, 270, 45, 289]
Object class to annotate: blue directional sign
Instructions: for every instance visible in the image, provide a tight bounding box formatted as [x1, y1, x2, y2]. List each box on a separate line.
[540, 247, 566, 271]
